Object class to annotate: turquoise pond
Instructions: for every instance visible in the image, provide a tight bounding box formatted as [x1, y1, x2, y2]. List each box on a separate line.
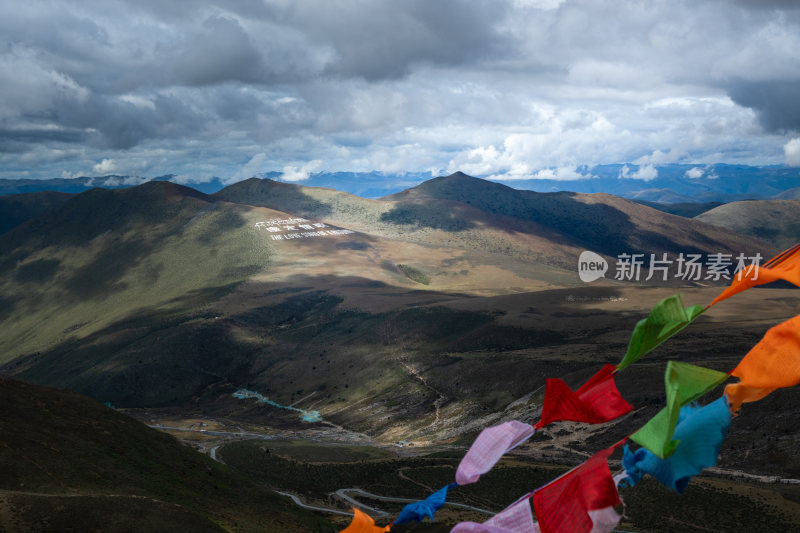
[232, 388, 322, 423]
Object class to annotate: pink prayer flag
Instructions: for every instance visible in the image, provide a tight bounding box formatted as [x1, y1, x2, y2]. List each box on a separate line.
[535, 364, 632, 429]
[456, 421, 535, 485]
[532, 445, 621, 533]
[451, 523, 538, 533]
[451, 503, 620, 533]
[587, 507, 622, 533]
[484, 498, 537, 533]
[452, 499, 540, 533]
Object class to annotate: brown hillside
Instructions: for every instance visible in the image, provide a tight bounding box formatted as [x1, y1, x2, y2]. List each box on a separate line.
[696, 199, 800, 250]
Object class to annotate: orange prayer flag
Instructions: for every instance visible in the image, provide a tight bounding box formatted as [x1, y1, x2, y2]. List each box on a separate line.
[725, 313, 800, 413]
[711, 244, 800, 307]
[339, 508, 391, 533]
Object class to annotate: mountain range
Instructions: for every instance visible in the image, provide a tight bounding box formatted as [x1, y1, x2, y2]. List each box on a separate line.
[2, 171, 800, 530]
[0, 172, 782, 419]
[2, 163, 800, 202]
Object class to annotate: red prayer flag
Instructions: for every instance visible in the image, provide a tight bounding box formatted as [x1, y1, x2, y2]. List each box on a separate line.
[535, 364, 633, 429]
[532, 444, 621, 533]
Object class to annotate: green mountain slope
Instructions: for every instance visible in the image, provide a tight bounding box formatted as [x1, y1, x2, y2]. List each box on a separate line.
[383, 172, 771, 259]
[0, 377, 334, 532]
[217, 174, 774, 270]
[213, 176, 587, 271]
[0, 181, 273, 364]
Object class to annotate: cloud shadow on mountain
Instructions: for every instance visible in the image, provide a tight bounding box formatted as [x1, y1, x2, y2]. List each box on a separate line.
[379, 202, 476, 232]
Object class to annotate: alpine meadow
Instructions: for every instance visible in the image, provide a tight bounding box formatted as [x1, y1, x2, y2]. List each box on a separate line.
[3, 1, 800, 532]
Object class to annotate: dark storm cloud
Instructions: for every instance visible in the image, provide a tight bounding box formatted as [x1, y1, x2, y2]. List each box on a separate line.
[170, 16, 264, 87]
[2, 0, 800, 180]
[0, 0, 507, 152]
[50, 92, 208, 150]
[727, 81, 800, 133]
[277, 0, 510, 80]
[0, 128, 88, 153]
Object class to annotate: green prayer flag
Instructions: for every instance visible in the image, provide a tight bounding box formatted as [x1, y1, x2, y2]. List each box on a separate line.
[616, 294, 705, 371]
[630, 361, 728, 458]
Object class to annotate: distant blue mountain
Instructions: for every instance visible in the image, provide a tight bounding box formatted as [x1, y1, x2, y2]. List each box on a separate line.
[488, 164, 800, 203]
[1, 164, 798, 202]
[0, 175, 228, 196]
[262, 164, 800, 201]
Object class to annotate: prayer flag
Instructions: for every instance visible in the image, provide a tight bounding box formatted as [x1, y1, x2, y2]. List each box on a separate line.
[483, 498, 536, 533]
[586, 507, 623, 533]
[394, 483, 456, 525]
[451, 505, 621, 533]
[452, 497, 538, 533]
[617, 294, 705, 371]
[535, 364, 632, 429]
[532, 444, 621, 533]
[622, 396, 731, 493]
[457, 421, 535, 485]
[630, 361, 727, 458]
[339, 508, 390, 533]
[451, 523, 536, 533]
[725, 313, 800, 412]
[711, 244, 800, 307]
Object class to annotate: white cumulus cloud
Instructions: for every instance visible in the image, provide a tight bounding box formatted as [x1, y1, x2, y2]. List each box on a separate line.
[632, 164, 658, 181]
[620, 164, 658, 181]
[785, 138, 800, 167]
[229, 153, 269, 183]
[92, 158, 117, 174]
[685, 167, 704, 179]
[280, 160, 323, 182]
[525, 166, 588, 180]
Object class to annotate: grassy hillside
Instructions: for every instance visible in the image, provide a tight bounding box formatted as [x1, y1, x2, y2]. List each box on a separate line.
[214, 177, 589, 271]
[696, 199, 800, 249]
[0, 377, 335, 532]
[774, 187, 800, 200]
[0, 191, 73, 234]
[10, 276, 800, 470]
[0, 181, 274, 363]
[385, 172, 773, 260]
[217, 174, 775, 274]
[0, 175, 792, 452]
[631, 199, 724, 218]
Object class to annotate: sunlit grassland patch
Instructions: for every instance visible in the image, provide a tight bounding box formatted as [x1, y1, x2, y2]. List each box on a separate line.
[0, 202, 273, 363]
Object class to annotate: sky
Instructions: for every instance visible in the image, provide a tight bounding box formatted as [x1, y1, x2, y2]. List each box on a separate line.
[1, 0, 800, 184]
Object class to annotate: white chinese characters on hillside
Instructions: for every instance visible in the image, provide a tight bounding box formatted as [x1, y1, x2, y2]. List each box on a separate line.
[253, 218, 355, 242]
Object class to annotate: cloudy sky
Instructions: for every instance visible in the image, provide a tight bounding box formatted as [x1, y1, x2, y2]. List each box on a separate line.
[2, 0, 800, 183]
